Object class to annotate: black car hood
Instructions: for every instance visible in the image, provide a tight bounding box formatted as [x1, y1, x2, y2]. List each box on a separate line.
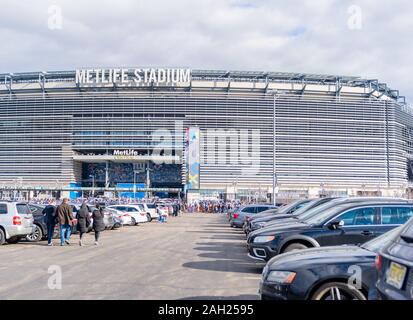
[250, 221, 309, 238]
[250, 211, 279, 220]
[258, 215, 297, 225]
[252, 213, 294, 224]
[267, 245, 374, 270]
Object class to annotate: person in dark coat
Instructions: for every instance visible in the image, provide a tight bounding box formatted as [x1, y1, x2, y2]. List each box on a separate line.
[43, 201, 57, 246]
[92, 204, 105, 245]
[56, 198, 74, 246]
[76, 202, 91, 246]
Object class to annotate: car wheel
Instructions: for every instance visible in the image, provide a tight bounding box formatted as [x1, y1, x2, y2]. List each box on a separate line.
[311, 282, 366, 300]
[6, 236, 21, 244]
[26, 224, 43, 242]
[131, 217, 137, 226]
[283, 243, 309, 253]
[146, 213, 151, 222]
[0, 228, 5, 245]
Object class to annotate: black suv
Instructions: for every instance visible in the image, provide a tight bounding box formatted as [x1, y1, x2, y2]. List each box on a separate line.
[27, 204, 47, 242]
[248, 201, 413, 261]
[375, 217, 413, 300]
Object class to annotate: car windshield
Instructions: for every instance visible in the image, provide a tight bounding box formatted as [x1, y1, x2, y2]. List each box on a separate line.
[276, 199, 308, 215]
[303, 203, 357, 225]
[361, 226, 403, 252]
[294, 200, 342, 221]
[147, 204, 156, 208]
[284, 199, 320, 216]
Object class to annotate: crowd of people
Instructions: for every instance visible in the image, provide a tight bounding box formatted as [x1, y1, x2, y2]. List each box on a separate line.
[7, 194, 259, 216]
[185, 200, 246, 213]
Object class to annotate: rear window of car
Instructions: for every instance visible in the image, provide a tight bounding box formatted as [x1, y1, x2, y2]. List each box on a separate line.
[242, 207, 256, 213]
[16, 204, 30, 215]
[147, 204, 156, 208]
[381, 207, 413, 225]
[0, 204, 7, 214]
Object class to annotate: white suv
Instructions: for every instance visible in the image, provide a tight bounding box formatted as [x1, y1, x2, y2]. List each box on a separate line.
[137, 203, 159, 220]
[0, 202, 34, 245]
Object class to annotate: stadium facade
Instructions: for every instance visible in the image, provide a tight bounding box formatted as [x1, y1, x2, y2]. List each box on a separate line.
[0, 68, 413, 201]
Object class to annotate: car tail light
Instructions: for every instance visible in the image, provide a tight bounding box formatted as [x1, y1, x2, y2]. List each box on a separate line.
[233, 213, 239, 219]
[140, 213, 145, 216]
[123, 214, 130, 217]
[13, 216, 22, 225]
[375, 255, 382, 271]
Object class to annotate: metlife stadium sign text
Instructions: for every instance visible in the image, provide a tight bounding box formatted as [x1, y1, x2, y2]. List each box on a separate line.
[75, 68, 191, 86]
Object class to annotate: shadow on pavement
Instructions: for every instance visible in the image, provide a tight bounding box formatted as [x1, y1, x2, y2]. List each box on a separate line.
[199, 234, 247, 241]
[183, 241, 263, 274]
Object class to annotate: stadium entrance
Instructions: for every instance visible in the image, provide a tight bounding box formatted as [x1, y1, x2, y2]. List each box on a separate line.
[73, 150, 183, 199]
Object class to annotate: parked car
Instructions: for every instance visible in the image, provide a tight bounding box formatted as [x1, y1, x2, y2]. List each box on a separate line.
[102, 208, 115, 229]
[27, 204, 47, 242]
[111, 211, 122, 229]
[139, 203, 159, 220]
[260, 226, 402, 300]
[106, 207, 133, 226]
[244, 198, 334, 234]
[375, 216, 413, 300]
[250, 197, 411, 234]
[248, 201, 413, 261]
[136, 203, 157, 221]
[0, 201, 34, 244]
[230, 204, 278, 228]
[107, 205, 148, 224]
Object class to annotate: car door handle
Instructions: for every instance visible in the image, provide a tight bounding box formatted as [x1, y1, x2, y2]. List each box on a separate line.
[361, 230, 373, 236]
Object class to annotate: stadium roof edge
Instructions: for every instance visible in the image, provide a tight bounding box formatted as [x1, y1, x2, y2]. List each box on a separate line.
[0, 68, 404, 103]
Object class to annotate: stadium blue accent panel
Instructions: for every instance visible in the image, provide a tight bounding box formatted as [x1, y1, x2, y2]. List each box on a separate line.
[69, 182, 82, 200]
[117, 183, 145, 199]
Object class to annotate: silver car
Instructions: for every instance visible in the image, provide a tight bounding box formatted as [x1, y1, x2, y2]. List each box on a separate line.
[0, 202, 34, 244]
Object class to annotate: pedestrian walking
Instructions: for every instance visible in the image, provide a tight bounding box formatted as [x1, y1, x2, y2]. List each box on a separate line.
[43, 201, 57, 246]
[92, 204, 105, 245]
[76, 201, 91, 246]
[56, 198, 74, 246]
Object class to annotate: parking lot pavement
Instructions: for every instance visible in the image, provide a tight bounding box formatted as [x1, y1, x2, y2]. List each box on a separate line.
[0, 213, 263, 300]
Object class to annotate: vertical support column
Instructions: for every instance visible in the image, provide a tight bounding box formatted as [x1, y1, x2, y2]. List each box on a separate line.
[385, 101, 391, 188]
[105, 161, 109, 189]
[146, 162, 151, 199]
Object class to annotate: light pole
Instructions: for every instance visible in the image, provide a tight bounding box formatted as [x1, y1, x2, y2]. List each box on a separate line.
[89, 175, 95, 198]
[133, 170, 136, 201]
[272, 92, 278, 206]
[145, 164, 153, 199]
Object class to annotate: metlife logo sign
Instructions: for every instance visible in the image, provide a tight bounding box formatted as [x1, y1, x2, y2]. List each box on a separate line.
[75, 67, 191, 86]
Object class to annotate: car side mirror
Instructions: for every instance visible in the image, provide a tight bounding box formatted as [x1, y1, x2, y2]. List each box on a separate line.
[328, 220, 344, 230]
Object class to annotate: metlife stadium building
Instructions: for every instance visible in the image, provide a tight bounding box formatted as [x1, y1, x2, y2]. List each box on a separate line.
[0, 67, 413, 200]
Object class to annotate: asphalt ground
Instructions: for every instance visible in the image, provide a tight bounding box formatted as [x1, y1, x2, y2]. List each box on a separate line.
[0, 213, 264, 300]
